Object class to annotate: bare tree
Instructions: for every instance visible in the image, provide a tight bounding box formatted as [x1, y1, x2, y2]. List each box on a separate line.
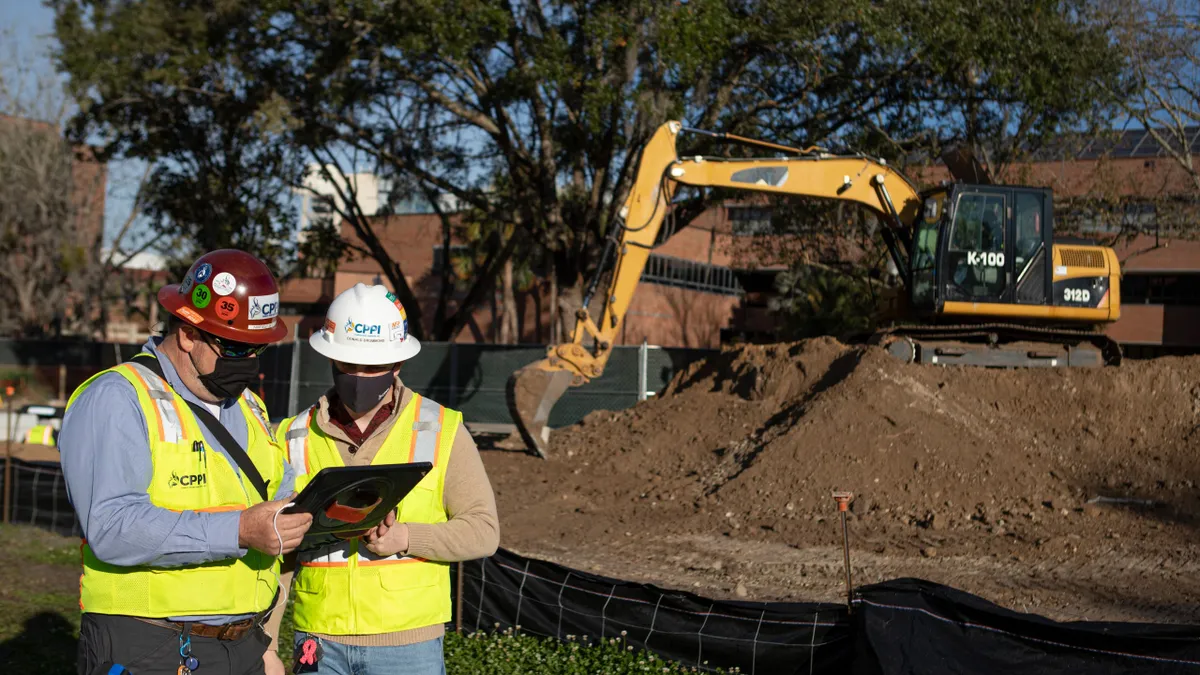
[1104, 0, 1200, 193]
[0, 33, 108, 338]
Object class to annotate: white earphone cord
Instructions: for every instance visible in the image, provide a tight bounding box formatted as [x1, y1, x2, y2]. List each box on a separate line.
[262, 501, 296, 637]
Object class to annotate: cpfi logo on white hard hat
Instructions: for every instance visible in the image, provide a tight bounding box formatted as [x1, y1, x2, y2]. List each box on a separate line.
[310, 283, 421, 366]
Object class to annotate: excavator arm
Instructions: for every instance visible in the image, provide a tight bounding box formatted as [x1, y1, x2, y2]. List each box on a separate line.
[507, 121, 924, 457]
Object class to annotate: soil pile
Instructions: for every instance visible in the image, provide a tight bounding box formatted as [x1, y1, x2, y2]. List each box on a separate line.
[482, 338, 1200, 622]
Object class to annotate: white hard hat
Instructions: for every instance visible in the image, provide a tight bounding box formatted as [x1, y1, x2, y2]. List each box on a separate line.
[309, 283, 421, 365]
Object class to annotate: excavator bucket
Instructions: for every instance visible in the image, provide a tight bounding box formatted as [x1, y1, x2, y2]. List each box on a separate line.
[505, 363, 575, 458]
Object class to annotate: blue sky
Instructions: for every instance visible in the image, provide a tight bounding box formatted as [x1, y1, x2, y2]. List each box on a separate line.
[1, 0, 145, 250]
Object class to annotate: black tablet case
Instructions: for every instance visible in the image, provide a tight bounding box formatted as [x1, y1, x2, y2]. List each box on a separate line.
[284, 462, 432, 553]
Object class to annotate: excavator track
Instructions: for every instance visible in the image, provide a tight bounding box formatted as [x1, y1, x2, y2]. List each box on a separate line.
[871, 322, 1122, 368]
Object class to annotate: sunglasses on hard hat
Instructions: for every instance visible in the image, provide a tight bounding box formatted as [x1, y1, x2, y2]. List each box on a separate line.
[197, 330, 268, 359]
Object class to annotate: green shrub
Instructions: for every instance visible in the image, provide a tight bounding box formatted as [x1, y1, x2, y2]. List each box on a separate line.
[444, 628, 737, 675]
[279, 610, 734, 674]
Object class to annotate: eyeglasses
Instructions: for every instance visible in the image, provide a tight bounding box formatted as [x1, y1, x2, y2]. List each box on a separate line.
[198, 330, 268, 359]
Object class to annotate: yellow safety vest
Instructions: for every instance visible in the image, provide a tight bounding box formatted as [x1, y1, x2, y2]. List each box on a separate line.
[66, 355, 285, 617]
[280, 394, 459, 635]
[24, 424, 57, 446]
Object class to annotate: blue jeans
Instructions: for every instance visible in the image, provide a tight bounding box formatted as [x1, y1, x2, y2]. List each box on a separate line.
[292, 633, 446, 675]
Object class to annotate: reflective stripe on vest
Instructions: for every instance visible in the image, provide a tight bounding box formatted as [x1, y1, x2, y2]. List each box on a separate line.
[242, 390, 276, 444]
[127, 361, 184, 444]
[408, 395, 443, 464]
[284, 393, 459, 635]
[286, 410, 313, 480]
[67, 357, 284, 617]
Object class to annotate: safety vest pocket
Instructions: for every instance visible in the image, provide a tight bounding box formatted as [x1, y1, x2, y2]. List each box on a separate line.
[146, 562, 238, 617]
[378, 559, 445, 591]
[397, 484, 443, 525]
[293, 566, 327, 595]
[152, 440, 219, 511]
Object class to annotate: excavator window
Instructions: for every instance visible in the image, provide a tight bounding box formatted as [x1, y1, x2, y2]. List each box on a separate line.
[946, 191, 1008, 302]
[910, 192, 948, 309]
[1014, 192, 1043, 277]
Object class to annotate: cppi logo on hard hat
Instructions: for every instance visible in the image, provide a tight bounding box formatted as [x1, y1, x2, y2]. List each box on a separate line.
[344, 317, 382, 336]
[248, 293, 279, 320]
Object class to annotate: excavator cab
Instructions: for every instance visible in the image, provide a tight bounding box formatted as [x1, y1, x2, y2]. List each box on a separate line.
[888, 183, 1120, 368]
[907, 184, 1118, 324]
[910, 185, 1053, 311]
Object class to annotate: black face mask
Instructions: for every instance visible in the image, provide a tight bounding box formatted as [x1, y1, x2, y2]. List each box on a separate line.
[194, 354, 261, 400]
[331, 363, 395, 413]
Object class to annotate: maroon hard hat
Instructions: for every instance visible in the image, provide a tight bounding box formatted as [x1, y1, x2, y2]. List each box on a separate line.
[157, 249, 289, 344]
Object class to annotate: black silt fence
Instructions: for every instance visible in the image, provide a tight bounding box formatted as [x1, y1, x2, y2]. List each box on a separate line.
[1, 459, 81, 538]
[457, 548, 1200, 674]
[852, 578, 1200, 675]
[456, 547, 852, 673]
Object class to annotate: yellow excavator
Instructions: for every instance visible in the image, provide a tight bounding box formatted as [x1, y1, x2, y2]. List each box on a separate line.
[507, 121, 1122, 457]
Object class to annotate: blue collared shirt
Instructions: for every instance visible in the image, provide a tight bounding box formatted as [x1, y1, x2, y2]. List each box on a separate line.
[59, 337, 294, 624]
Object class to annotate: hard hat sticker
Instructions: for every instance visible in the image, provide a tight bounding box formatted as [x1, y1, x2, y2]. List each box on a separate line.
[194, 263, 212, 283]
[179, 273, 195, 295]
[211, 272, 237, 296]
[249, 293, 279, 320]
[386, 290, 405, 313]
[215, 296, 240, 320]
[246, 319, 277, 330]
[390, 320, 407, 342]
[191, 284, 211, 309]
[177, 306, 204, 324]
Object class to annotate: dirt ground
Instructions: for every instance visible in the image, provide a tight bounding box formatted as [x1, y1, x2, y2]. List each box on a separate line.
[480, 338, 1200, 624]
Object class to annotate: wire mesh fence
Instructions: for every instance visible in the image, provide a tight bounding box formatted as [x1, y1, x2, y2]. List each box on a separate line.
[1, 459, 80, 537]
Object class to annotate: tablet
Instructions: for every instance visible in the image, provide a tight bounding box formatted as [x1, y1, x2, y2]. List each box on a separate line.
[283, 463, 432, 551]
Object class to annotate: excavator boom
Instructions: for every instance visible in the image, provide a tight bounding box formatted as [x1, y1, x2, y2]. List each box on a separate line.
[507, 121, 926, 457]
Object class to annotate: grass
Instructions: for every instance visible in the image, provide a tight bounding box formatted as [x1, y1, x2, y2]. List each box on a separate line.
[0, 524, 81, 673]
[0, 524, 731, 674]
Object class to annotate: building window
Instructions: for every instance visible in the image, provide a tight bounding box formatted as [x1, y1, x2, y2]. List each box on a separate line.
[728, 206, 774, 236]
[1073, 202, 1157, 235]
[432, 245, 471, 274]
[641, 254, 743, 295]
[1122, 273, 1200, 305]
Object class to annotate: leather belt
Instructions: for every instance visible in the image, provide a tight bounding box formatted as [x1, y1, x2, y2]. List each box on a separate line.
[136, 617, 257, 641]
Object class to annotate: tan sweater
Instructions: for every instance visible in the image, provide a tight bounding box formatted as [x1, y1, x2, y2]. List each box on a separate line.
[266, 378, 500, 649]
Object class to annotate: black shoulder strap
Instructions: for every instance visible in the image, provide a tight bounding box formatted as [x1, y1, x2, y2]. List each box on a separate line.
[132, 353, 271, 502]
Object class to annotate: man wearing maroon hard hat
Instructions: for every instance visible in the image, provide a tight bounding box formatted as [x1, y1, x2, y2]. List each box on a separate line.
[61, 250, 311, 675]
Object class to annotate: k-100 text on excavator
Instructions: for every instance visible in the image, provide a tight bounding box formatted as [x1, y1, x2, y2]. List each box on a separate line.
[507, 121, 1122, 457]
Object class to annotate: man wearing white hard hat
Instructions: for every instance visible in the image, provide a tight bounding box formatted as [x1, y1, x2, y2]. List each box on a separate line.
[265, 283, 499, 674]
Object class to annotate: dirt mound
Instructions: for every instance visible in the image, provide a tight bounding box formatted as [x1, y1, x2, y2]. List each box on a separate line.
[483, 338, 1200, 622]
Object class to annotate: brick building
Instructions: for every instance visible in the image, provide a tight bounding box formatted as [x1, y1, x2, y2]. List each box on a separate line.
[278, 207, 751, 347]
[280, 128, 1200, 352]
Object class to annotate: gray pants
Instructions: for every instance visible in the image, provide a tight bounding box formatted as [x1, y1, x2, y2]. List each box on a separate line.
[77, 614, 269, 675]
